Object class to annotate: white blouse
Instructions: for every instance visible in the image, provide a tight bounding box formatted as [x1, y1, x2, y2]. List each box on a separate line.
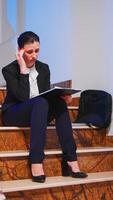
[28, 65, 39, 98]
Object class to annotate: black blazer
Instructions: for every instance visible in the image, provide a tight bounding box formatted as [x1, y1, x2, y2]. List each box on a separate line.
[2, 60, 50, 112]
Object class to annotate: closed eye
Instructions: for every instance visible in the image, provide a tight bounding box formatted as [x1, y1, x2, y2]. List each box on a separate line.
[25, 49, 39, 54]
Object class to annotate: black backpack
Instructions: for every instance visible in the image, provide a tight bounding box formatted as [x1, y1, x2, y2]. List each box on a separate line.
[75, 90, 112, 128]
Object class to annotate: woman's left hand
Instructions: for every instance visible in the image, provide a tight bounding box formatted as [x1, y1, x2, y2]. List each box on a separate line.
[61, 95, 72, 104]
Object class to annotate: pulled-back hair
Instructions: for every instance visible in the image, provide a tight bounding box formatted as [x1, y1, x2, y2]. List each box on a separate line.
[17, 31, 40, 48]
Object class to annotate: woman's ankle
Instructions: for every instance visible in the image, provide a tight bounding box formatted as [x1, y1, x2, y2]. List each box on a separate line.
[67, 161, 80, 172]
[31, 163, 44, 176]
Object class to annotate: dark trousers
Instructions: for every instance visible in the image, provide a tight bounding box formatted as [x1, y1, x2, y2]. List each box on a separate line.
[3, 96, 77, 163]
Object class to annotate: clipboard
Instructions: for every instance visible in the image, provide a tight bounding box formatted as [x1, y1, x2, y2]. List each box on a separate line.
[38, 87, 81, 97]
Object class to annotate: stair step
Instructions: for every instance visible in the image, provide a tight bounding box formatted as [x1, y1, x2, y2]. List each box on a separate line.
[1, 171, 113, 193]
[0, 123, 97, 131]
[0, 87, 6, 90]
[68, 106, 78, 110]
[0, 147, 113, 158]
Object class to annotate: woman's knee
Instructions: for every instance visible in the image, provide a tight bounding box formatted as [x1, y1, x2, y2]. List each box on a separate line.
[32, 97, 49, 111]
[55, 97, 67, 110]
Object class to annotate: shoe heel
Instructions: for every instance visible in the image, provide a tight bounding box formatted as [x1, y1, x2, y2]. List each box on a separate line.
[61, 160, 88, 178]
[61, 159, 70, 176]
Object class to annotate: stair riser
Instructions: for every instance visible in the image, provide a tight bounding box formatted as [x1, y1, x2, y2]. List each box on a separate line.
[0, 90, 6, 105]
[5, 182, 113, 200]
[0, 153, 113, 181]
[0, 129, 113, 151]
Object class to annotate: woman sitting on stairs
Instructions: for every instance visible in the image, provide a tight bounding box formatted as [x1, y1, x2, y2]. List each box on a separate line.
[1, 31, 87, 183]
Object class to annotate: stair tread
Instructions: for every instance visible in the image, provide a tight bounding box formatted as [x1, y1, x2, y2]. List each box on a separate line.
[1, 171, 113, 193]
[0, 123, 97, 130]
[0, 86, 6, 90]
[0, 147, 113, 157]
[68, 106, 78, 109]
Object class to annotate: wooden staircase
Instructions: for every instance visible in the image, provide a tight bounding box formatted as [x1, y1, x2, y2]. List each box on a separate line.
[0, 82, 113, 200]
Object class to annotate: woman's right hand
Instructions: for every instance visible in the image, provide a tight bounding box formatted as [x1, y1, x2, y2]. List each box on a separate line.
[16, 49, 28, 74]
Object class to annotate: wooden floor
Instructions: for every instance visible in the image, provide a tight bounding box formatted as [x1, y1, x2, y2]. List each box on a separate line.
[0, 82, 113, 200]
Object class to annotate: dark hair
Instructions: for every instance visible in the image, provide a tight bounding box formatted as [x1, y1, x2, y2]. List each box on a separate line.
[17, 31, 40, 49]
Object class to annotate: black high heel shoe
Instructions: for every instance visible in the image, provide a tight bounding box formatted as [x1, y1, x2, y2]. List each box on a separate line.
[61, 159, 88, 178]
[32, 175, 46, 183]
[31, 162, 46, 183]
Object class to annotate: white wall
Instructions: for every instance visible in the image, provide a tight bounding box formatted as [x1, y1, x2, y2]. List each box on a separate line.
[70, 0, 113, 92]
[25, 0, 73, 84]
[0, 0, 113, 134]
[24, 0, 113, 92]
[0, 0, 25, 85]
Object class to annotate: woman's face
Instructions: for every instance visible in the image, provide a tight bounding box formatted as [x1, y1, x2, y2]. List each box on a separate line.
[22, 41, 40, 67]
